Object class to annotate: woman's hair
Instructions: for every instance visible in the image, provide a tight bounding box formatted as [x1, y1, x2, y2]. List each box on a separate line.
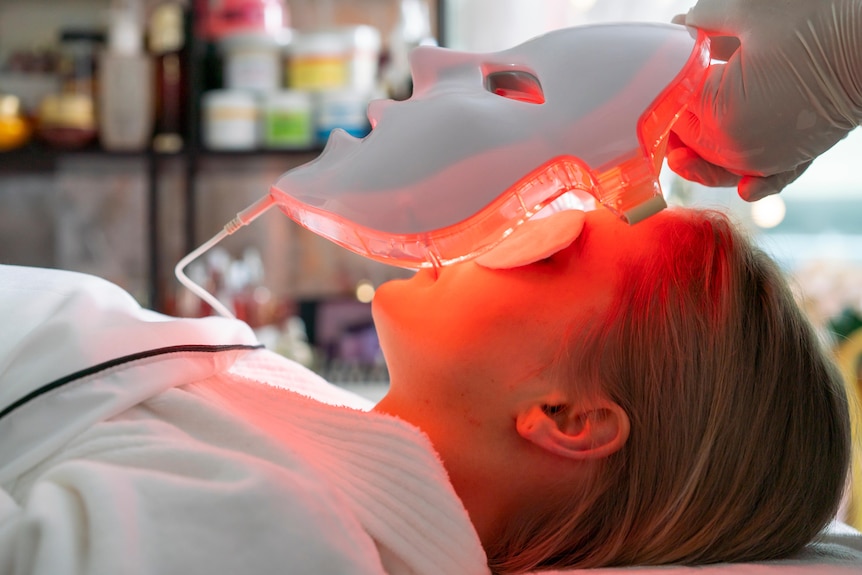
[488, 208, 852, 573]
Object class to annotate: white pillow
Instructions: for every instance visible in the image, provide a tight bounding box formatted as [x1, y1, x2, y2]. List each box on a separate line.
[535, 521, 862, 574]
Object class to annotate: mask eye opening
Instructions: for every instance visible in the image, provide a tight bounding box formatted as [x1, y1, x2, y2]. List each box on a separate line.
[485, 70, 545, 104]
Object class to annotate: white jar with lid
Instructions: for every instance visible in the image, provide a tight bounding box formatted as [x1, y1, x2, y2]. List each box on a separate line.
[202, 89, 259, 150]
[263, 90, 314, 149]
[286, 30, 349, 91]
[219, 30, 284, 92]
[286, 27, 382, 93]
[315, 89, 371, 145]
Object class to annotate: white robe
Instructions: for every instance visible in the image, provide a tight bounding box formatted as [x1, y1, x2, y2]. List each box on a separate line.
[0, 265, 490, 575]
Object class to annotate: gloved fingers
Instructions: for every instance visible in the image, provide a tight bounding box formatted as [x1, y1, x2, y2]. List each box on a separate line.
[737, 160, 813, 202]
[668, 109, 703, 151]
[704, 35, 741, 61]
[667, 132, 742, 188]
[673, 12, 741, 61]
[682, 0, 751, 36]
[671, 57, 758, 173]
[667, 123, 744, 186]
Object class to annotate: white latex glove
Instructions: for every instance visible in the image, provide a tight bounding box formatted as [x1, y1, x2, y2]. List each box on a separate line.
[669, 0, 862, 201]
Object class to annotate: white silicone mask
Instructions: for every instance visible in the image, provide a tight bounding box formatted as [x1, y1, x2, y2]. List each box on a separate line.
[267, 22, 709, 270]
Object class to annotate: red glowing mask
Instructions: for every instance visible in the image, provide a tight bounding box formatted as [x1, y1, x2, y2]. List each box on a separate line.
[270, 24, 709, 268]
[267, 23, 709, 270]
[175, 23, 711, 318]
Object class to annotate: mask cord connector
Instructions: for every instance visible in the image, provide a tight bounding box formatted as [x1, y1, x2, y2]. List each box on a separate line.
[174, 194, 276, 319]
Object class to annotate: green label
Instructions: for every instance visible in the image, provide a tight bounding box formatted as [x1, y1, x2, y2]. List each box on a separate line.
[266, 111, 313, 146]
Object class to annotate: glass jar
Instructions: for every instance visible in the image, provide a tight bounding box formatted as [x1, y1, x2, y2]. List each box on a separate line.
[0, 95, 32, 151]
[149, 2, 187, 152]
[37, 92, 98, 149]
[37, 29, 104, 149]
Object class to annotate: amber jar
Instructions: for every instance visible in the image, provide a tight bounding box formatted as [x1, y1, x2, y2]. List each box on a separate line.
[0, 95, 32, 151]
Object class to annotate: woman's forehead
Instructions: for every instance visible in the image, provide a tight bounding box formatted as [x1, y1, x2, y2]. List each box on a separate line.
[586, 207, 670, 238]
[578, 208, 668, 261]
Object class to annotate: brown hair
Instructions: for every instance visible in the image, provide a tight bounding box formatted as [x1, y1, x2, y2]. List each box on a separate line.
[488, 208, 851, 573]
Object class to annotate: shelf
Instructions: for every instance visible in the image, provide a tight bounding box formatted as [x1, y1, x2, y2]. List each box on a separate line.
[0, 143, 155, 172]
[0, 143, 324, 172]
[195, 147, 323, 158]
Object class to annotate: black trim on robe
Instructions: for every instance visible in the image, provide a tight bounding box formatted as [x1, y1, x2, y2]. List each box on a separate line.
[0, 344, 264, 421]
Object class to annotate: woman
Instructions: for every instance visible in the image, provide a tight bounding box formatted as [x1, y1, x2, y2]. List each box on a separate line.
[372, 206, 851, 571]
[0, 206, 850, 574]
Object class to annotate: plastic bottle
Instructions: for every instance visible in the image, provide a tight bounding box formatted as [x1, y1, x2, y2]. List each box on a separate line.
[98, 0, 154, 151]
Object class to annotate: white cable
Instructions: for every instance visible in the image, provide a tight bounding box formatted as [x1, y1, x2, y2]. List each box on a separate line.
[174, 195, 277, 319]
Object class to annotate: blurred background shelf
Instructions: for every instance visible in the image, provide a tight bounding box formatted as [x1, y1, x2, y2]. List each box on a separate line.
[0, 0, 444, 315]
[0, 143, 153, 170]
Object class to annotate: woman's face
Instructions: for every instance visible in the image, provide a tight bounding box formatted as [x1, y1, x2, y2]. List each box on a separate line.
[371, 208, 663, 445]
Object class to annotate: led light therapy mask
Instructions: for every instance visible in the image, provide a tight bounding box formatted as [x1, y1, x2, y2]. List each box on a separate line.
[176, 22, 710, 317]
[266, 22, 709, 268]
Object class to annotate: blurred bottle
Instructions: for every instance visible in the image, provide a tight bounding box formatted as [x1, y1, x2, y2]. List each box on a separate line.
[201, 0, 289, 39]
[382, 0, 436, 100]
[57, 29, 103, 102]
[149, 2, 187, 153]
[98, 0, 154, 151]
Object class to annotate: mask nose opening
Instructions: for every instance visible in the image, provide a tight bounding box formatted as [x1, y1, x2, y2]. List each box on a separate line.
[485, 70, 545, 104]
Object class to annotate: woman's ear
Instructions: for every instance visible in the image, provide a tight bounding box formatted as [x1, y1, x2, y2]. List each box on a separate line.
[516, 399, 630, 460]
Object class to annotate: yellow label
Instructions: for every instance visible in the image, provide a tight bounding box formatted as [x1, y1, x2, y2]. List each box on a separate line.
[289, 58, 346, 90]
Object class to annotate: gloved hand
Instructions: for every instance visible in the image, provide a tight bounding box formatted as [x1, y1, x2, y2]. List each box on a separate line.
[668, 0, 862, 201]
